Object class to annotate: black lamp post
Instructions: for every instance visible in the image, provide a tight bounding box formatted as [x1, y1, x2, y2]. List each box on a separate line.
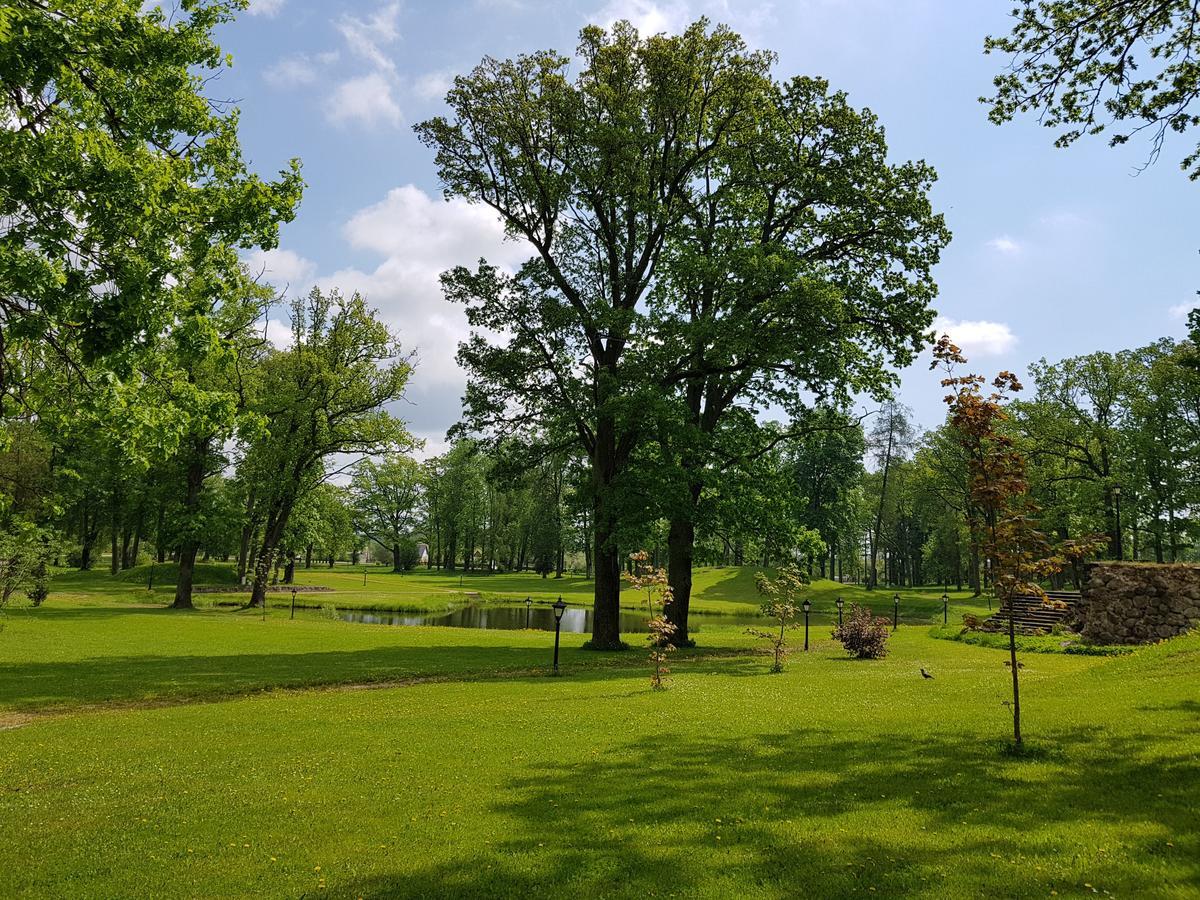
[941, 592, 949, 626]
[147, 562, 154, 592]
[836, 596, 844, 627]
[552, 597, 567, 675]
[893, 593, 900, 631]
[525, 596, 532, 630]
[290, 587, 298, 620]
[1113, 485, 1123, 560]
[802, 598, 812, 651]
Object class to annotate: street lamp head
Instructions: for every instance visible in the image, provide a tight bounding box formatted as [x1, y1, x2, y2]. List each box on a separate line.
[893, 593, 900, 605]
[802, 599, 811, 614]
[941, 593, 949, 602]
[526, 596, 532, 607]
[553, 597, 566, 622]
[836, 596, 844, 609]
[1112, 485, 1121, 498]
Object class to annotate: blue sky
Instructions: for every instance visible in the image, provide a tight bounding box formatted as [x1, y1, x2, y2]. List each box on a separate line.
[216, 0, 1200, 450]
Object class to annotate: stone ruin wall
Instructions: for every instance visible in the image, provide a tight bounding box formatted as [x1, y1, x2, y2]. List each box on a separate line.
[1079, 562, 1200, 645]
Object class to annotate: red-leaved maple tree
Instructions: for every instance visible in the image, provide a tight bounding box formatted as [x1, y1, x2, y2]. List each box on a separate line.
[933, 336, 1105, 748]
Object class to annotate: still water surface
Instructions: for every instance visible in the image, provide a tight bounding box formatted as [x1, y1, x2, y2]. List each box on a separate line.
[339, 603, 765, 633]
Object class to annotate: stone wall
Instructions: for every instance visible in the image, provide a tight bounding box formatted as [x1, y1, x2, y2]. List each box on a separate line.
[1079, 562, 1200, 644]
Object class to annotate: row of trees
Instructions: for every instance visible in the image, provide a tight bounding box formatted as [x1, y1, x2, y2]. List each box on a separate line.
[0, 2, 414, 610]
[863, 336, 1200, 596]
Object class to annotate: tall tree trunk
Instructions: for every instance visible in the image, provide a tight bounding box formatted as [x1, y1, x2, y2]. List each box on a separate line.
[870, 430, 895, 589]
[155, 501, 167, 563]
[80, 503, 96, 570]
[130, 517, 141, 569]
[392, 542, 402, 574]
[250, 506, 289, 607]
[173, 440, 209, 610]
[665, 511, 697, 647]
[305, 543, 313, 568]
[589, 416, 623, 650]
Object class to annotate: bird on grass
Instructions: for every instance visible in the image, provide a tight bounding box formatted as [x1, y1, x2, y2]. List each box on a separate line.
[920, 668, 934, 679]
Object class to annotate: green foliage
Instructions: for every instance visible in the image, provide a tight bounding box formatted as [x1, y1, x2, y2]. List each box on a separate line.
[239, 287, 412, 603]
[0, 0, 301, 411]
[351, 455, 423, 571]
[832, 602, 891, 659]
[394, 539, 420, 572]
[984, 1, 1200, 177]
[0, 518, 56, 608]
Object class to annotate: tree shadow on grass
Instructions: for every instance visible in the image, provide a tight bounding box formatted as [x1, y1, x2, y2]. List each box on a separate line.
[331, 726, 1200, 899]
[0, 643, 767, 711]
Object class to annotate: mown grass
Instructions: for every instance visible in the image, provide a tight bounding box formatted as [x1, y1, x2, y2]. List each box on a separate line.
[1, 577, 1196, 898]
[929, 625, 1137, 656]
[0, 598, 759, 714]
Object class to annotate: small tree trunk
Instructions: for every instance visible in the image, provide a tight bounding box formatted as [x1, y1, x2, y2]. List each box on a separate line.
[1007, 591, 1022, 747]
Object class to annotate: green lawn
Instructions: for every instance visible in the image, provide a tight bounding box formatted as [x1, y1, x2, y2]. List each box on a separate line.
[1, 573, 1196, 898]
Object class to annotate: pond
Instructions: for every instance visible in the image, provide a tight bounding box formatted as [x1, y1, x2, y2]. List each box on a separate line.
[338, 603, 766, 633]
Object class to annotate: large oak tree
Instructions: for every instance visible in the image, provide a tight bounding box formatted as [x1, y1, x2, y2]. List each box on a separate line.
[419, 20, 771, 648]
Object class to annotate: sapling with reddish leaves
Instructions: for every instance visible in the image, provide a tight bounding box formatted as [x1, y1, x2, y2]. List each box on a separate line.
[626, 551, 676, 690]
[748, 565, 808, 673]
[933, 335, 1106, 748]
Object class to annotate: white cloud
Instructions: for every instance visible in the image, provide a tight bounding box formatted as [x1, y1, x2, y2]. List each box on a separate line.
[986, 235, 1022, 255]
[412, 70, 454, 103]
[596, 0, 685, 34]
[336, 2, 402, 74]
[253, 186, 530, 431]
[327, 185, 530, 388]
[325, 73, 403, 128]
[262, 318, 294, 350]
[247, 0, 286, 15]
[264, 52, 340, 88]
[593, 0, 773, 39]
[314, 3, 405, 128]
[933, 317, 1018, 358]
[244, 248, 318, 289]
[1169, 303, 1196, 321]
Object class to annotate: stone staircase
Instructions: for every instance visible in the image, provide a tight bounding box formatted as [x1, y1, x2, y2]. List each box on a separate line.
[979, 591, 1082, 636]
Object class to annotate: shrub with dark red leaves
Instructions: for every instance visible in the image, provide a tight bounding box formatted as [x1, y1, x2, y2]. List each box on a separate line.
[832, 603, 891, 659]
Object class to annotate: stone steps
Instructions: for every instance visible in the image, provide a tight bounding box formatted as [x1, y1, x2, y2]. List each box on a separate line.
[979, 592, 1082, 636]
